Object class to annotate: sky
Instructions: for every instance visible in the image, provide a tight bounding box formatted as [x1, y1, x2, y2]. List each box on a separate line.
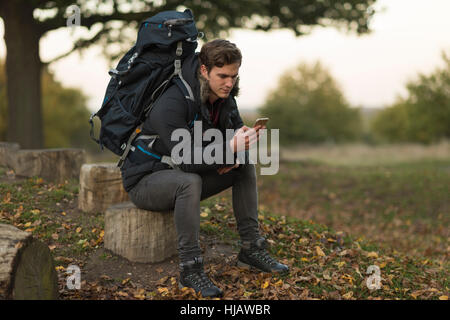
[1, 0, 450, 112]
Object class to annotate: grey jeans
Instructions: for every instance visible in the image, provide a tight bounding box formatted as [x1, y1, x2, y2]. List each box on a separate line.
[128, 163, 261, 262]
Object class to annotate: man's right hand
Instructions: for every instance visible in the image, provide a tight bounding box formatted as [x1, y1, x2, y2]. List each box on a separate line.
[229, 125, 264, 153]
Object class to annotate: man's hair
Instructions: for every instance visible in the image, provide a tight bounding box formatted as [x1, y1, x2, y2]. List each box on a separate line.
[199, 39, 242, 73]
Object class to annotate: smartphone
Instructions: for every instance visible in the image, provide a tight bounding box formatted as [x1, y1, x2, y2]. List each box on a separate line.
[253, 117, 269, 128]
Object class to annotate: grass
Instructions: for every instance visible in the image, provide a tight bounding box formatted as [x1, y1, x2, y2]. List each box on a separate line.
[255, 158, 449, 260]
[0, 142, 449, 300]
[195, 198, 449, 300]
[0, 176, 104, 258]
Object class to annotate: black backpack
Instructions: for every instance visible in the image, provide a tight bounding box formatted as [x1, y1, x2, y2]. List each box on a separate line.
[89, 9, 200, 168]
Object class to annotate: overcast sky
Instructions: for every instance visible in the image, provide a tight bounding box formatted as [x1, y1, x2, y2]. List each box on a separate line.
[1, 0, 450, 112]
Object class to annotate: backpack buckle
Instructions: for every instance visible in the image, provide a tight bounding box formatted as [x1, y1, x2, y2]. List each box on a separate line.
[176, 41, 183, 56]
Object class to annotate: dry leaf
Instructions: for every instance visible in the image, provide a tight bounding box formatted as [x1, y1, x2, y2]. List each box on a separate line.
[274, 279, 283, 286]
[367, 251, 378, 259]
[342, 291, 353, 299]
[15, 241, 24, 249]
[117, 291, 128, 297]
[410, 290, 424, 299]
[315, 246, 326, 257]
[157, 287, 169, 295]
[76, 227, 82, 233]
[2, 192, 11, 204]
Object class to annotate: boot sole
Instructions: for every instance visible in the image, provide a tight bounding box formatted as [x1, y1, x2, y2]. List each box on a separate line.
[178, 282, 224, 298]
[237, 260, 289, 274]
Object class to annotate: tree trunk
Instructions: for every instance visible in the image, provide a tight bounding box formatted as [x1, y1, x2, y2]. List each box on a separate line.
[0, 224, 58, 300]
[1, 1, 43, 149]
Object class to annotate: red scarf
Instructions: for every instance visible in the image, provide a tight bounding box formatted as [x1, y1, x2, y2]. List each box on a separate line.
[208, 99, 223, 127]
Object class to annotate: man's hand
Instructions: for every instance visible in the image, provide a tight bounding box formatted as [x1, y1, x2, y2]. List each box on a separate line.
[229, 124, 266, 153]
[217, 160, 240, 175]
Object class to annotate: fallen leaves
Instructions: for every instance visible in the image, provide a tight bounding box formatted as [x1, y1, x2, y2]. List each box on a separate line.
[1, 175, 448, 301]
[315, 246, 326, 257]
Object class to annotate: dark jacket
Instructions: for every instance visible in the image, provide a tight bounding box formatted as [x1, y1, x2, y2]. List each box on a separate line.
[120, 53, 245, 191]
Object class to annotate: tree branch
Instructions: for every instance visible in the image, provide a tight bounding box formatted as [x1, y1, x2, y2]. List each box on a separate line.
[38, 4, 163, 35]
[41, 25, 113, 66]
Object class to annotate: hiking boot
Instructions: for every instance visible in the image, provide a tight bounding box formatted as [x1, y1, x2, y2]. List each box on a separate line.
[237, 237, 289, 274]
[179, 257, 223, 298]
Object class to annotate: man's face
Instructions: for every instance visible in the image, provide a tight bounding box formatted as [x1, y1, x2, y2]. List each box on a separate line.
[200, 62, 240, 104]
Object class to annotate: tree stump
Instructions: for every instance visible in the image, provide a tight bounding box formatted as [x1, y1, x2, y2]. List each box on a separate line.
[105, 202, 177, 263]
[0, 224, 58, 300]
[0, 142, 20, 167]
[78, 163, 129, 213]
[7, 148, 86, 183]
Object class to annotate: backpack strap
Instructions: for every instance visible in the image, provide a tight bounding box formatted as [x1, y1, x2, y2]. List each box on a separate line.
[118, 41, 189, 169]
[117, 124, 144, 168]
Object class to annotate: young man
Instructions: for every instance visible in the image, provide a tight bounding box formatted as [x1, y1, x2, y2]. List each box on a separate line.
[120, 39, 288, 298]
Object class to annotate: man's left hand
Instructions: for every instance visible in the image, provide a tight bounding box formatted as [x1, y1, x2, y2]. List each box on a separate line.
[217, 161, 240, 175]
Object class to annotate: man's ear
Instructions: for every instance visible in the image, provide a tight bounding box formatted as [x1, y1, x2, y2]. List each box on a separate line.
[200, 64, 209, 80]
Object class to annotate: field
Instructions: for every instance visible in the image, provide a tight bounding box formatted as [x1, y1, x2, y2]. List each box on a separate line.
[0, 142, 448, 300]
[257, 141, 450, 260]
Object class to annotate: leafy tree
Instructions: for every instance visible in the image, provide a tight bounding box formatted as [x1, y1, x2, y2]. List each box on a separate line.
[371, 52, 450, 144]
[259, 61, 362, 145]
[0, 61, 94, 150]
[0, 0, 377, 148]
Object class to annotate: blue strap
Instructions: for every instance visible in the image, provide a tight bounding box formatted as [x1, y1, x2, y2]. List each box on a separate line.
[189, 113, 198, 128]
[137, 145, 161, 159]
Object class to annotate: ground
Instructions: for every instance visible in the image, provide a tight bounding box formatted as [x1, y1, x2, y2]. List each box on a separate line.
[0, 149, 449, 300]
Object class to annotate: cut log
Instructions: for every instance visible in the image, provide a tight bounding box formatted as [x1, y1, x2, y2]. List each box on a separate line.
[105, 202, 177, 263]
[7, 148, 86, 183]
[0, 142, 20, 167]
[78, 163, 129, 213]
[0, 223, 58, 300]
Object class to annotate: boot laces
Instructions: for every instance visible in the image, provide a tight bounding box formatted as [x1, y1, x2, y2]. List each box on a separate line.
[251, 248, 278, 266]
[186, 269, 215, 290]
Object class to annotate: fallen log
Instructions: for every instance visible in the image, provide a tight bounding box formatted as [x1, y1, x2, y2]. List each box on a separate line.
[0, 224, 58, 299]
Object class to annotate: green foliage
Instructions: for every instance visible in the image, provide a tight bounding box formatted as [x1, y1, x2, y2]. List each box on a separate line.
[259, 61, 362, 145]
[25, 0, 377, 63]
[0, 62, 95, 150]
[371, 52, 450, 144]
